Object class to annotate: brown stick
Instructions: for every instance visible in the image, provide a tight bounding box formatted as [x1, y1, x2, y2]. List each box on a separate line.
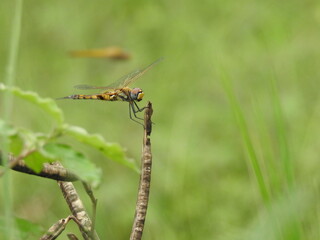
[55, 162, 100, 240]
[130, 101, 153, 240]
[0, 153, 79, 181]
[0, 149, 36, 177]
[82, 182, 98, 236]
[40, 215, 77, 240]
[40, 216, 70, 240]
[67, 233, 80, 240]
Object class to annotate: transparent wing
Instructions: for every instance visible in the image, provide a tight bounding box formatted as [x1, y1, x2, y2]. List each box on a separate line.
[73, 58, 163, 90]
[108, 57, 163, 89]
[74, 84, 111, 90]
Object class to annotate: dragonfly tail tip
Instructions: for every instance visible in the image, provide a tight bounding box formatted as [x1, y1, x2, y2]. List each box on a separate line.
[56, 95, 73, 100]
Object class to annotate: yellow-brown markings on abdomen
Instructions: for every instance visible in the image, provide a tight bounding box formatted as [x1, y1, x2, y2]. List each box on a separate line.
[101, 94, 117, 101]
[68, 94, 116, 101]
[77, 94, 100, 100]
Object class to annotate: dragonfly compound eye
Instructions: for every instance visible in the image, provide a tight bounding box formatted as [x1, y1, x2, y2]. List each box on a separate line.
[131, 88, 144, 101]
[137, 91, 144, 101]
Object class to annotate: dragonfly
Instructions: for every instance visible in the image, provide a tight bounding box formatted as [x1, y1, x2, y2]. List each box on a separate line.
[58, 58, 162, 125]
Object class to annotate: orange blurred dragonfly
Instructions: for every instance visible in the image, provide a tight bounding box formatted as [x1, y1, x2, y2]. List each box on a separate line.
[69, 46, 130, 60]
[58, 58, 162, 125]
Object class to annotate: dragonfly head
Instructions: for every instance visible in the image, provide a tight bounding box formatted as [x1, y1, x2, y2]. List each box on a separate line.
[131, 88, 144, 102]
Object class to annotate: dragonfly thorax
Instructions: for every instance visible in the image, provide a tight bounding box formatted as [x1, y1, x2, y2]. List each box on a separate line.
[130, 88, 144, 102]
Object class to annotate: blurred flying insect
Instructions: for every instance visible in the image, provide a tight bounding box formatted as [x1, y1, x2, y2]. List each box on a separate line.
[69, 46, 130, 60]
[58, 58, 162, 125]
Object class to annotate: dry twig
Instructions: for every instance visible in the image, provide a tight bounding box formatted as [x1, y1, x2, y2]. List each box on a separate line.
[82, 182, 98, 236]
[0, 149, 36, 177]
[40, 215, 79, 240]
[56, 162, 100, 240]
[67, 234, 80, 240]
[130, 101, 153, 240]
[0, 153, 79, 181]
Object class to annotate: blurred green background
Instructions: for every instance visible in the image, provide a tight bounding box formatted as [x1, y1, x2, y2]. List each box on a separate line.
[1, 0, 320, 239]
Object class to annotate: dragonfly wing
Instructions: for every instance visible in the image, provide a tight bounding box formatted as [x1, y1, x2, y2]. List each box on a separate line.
[106, 57, 163, 89]
[74, 84, 114, 90]
[73, 58, 163, 90]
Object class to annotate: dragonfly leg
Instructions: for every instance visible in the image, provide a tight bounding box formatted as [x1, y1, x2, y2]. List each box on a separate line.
[132, 101, 155, 125]
[129, 103, 144, 126]
[133, 101, 146, 113]
[131, 102, 144, 120]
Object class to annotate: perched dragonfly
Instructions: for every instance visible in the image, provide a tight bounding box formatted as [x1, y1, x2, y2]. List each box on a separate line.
[58, 58, 162, 125]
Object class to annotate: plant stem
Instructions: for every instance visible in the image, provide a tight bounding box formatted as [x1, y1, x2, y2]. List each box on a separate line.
[1, 0, 23, 239]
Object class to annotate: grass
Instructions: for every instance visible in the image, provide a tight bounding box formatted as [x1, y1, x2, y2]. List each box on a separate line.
[1, 0, 320, 239]
[219, 65, 270, 204]
[1, 0, 23, 239]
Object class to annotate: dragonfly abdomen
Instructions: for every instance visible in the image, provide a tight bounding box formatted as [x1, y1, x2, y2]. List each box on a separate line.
[60, 94, 118, 101]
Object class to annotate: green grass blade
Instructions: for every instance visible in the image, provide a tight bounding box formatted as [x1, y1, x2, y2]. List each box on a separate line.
[1, 0, 23, 239]
[271, 74, 294, 188]
[219, 66, 270, 204]
[242, 187, 310, 240]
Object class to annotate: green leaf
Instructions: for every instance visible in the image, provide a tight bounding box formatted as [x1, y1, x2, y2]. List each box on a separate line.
[0, 119, 57, 173]
[43, 143, 102, 187]
[8, 134, 24, 155]
[0, 84, 64, 126]
[65, 125, 138, 172]
[15, 217, 44, 240]
[0, 119, 17, 136]
[9, 128, 52, 171]
[0, 119, 22, 155]
[24, 151, 54, 173]
[0, 216, 43, 240]
[18, 129, 49, 150]
[23, 146, 57, 173]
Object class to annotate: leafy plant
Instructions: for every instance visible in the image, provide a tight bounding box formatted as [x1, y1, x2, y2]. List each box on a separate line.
[0, 83, 137, 184]
[0, 84, 138, 238]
